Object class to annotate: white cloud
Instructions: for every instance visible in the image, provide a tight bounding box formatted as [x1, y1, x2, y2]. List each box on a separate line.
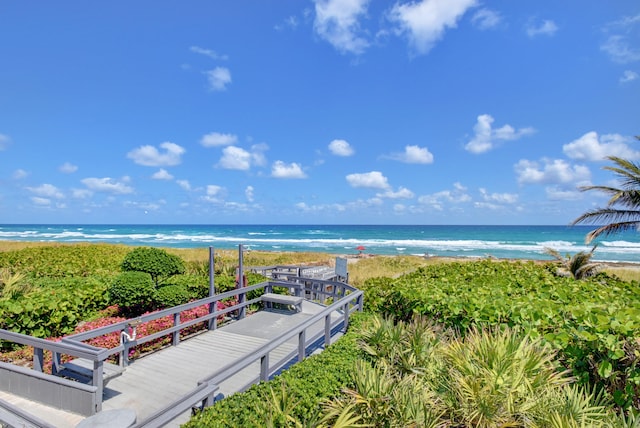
[526, 19, 558, 38]
[200, 132, 238, 147]
[601, 14, 640, 64]
[563, 131, 640, 161]
[346, 171, 390, 189]
[471, 8, 501, 30]
[271, 161, 307, 179]
[417, 182, 471, 210]
[465, 114, 535, 154]
[127, 142, 185, 167]
[218, 146, 252, 170]
[328, 139, 354, 156]
[12, 169, 28, 179]
[602, 36, 640, 64]
[479, 188, 518, 204]
[177, 180, 191, 191]
[313, 0, 370, 55]
[377, 186, 414, 199]
[152, 169, 174, 180]
[620, 70, 639, 83]
[388, 145, 434, 164]
[515, 159, 591, 185]
[31, 196, 51, 206]
[245, 185, 255, 202]
[545, 186, 583, 201]
[206, 67, 232, 91]
[81, 177, 134, 194]
[27, 183, 64, 199]
[59, 162, 78, 173]
[189, 46, 228, 61]
[0, 134, 11, 150]
[388, 0, 477, 55]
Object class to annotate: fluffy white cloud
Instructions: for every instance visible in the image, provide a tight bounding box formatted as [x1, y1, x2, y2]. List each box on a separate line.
[200, 132, 238, 147]
[59, 162, 78, 174]
[189, 46, 228, 61]
[388, 0, 477, 55]
[271, 161, 307, 179]
[31, 196, 51, 206]
[479, 188, 518, 204]
[152, 169, 174, 180]
[328, 139, 354, 156]
[127, 142, 185, 167]
[72, 188, 92, 199]
[377, 186, 414, 199]
[526, 19, 558, 38]
[218, 146, 252, 170]
[27, 183, 64, 199]
[515, 159, 591, 185]
[12, 169, 28, 179]
[313, 0, 370, 54]
[206, 67, 232, 91]
[389, 145, 434, 164]
[202, 185, 226, 203]
[471, 9, 501, 30]
[563, 131, 640, 161]
[177, 180, 191, 191]
[417, 182, 471, 210]
[346, 171, 390, 189]
[465, 114, 535, 154]
[81, 177, 134, 194]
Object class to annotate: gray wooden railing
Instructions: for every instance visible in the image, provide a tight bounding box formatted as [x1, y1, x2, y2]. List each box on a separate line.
[0, 277, 363, 425]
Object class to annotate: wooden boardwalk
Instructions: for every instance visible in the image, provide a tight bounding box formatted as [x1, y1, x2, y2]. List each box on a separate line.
[0, 301, 341, 428]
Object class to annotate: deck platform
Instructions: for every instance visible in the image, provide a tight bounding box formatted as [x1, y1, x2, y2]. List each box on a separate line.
[0, 300, 342, 428]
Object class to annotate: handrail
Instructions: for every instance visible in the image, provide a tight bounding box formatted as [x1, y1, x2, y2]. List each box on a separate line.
[198, 288, 363, 388]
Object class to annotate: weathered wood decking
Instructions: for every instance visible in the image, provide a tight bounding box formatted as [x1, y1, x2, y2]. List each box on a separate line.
[0, 300, 344, 428]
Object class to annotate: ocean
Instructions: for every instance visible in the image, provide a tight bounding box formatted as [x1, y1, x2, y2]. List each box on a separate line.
[1, 224, 639, 263]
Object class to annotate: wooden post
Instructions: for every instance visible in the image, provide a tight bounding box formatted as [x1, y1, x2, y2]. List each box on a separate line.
[298, 330, 306, 362]
[51, 351, 61, 375]
[93, 360, 104, 412]
[343, 302, 350, 331]
[208, 246, 216, 330]
[173, 313, 180, 346]
[237, 244, 246, 320]
[33, 347, 43, 372]
[260, 354, 269, 382]
[324, 314, 331, 348]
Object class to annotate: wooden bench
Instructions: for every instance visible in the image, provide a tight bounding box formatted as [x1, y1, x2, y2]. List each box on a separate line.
[261, 293, 303, 312]
[58, 358, 125, 386]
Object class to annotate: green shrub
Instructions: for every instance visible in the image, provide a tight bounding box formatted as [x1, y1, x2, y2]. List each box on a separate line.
[155, 285, 191, 308]
[121, 247, 185, 286]
[185, 312, 370, 427]
[0, 276, 109, 342]
[108, 271, 156, 316]
[165, 274, 210, 300]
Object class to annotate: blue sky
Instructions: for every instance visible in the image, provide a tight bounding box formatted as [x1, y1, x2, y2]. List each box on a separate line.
[0, 1, 638, 225]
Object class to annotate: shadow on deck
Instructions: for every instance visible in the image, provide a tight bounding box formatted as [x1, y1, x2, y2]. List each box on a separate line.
[0, 275, 363, 428]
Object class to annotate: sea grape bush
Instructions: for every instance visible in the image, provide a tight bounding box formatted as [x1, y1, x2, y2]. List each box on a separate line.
[361, 259, 640, 410]
[121, 247, 185, 286]
[108, 271, 156, 316]
[155, 285, 191, 308]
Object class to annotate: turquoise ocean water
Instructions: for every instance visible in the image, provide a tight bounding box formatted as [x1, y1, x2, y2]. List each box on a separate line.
[1, 224, 640, 263]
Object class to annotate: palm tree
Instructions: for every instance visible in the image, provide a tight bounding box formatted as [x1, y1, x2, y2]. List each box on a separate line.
[571, 152, 640, 243]
[544, 245, 600, 279]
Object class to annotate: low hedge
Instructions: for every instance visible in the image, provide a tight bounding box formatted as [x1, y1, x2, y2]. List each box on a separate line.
[184, 312, 370, 427]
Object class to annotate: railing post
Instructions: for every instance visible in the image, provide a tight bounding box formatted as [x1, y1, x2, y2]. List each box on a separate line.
[208, 246, 216, 331]
[298, 330, 306, 362]
[324, 314, 331, 348]
[260, 354, 269, 382]
[210, 298, 219, 331]
[33, 347, 43, 372]
[343, 302, 350, 331]
[237, 244, 246, 320]
[93, 360, 104, 412]
[357, 293, 364, 311]
[51, 351, 61, 375]
[173, 313, 180, 346]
